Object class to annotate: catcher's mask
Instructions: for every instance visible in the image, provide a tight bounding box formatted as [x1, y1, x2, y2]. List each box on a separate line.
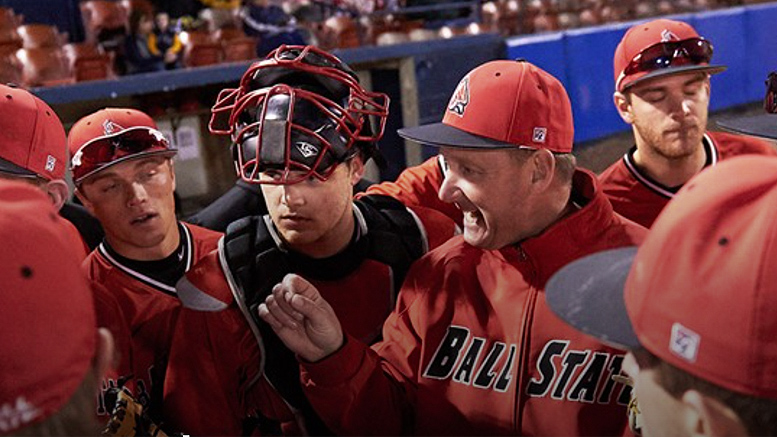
[210, 45, 389, 184]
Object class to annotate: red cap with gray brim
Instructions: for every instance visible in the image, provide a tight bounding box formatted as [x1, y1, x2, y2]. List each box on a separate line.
[0, 180, 96, 435]
[0, 84, 66, 180]
[547, 155, 777, 399]
[68, 108, 177, 184]
[398, 59, 574, 153]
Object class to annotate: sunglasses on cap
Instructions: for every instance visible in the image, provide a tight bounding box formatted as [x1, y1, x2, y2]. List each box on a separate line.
[623, 38, 713, 76]
[71, 127, 173, 182]
[764, 71, 777, 114]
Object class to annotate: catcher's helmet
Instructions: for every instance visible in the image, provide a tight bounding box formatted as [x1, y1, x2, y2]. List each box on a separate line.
[210, 45, 389, 184]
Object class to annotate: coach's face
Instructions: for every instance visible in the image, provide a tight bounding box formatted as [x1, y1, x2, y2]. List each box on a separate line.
[438, 147, 542, 249]
[77, 156, 179, 260]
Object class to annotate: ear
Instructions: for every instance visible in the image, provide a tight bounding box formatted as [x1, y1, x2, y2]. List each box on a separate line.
[530, 148, 556, 190]
[43, 179, 70, 211]
[94, 328, 116, 381]
[74, 187, 96, 216]
[614, 91, 635, 125]
[681, 390, 748, 437]
[348, 156, 365, 186]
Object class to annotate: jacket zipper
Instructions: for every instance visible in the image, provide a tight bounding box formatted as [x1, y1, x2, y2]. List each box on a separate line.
[513, 244, 538, 433]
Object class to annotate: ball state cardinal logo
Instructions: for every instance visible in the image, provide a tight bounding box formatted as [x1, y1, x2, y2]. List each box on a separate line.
[447, 76, 470, 117]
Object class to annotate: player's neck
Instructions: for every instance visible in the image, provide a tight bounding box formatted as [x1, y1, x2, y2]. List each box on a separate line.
[105, 221, 182, 261]
[632, 142, 706, 189]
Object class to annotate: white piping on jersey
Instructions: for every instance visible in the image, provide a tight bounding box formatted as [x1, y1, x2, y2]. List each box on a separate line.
[263, 214, 287, 252]
[623, 133, 718, 199]
[352, 201, 368, 237]
[217, 236, 267, 388]
[97, 223, 194, 294]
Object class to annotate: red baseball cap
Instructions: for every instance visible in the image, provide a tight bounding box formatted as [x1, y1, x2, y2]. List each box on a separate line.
[68, 107, 176, 183]
[398, 59, 574, 153]
[614, 19, 726, 93]
[0, 180, 96, 434]
[547, 155, 777, 399]
[0, 84, 66, 180]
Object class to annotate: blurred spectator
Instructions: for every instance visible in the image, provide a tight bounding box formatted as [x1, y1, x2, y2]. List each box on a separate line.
[240, 0, 306, 57]
[124, 9, 170, 74]
[150, 11, 183, 69]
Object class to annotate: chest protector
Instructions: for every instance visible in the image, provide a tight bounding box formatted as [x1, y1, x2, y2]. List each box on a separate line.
[221, 194, 426, 435]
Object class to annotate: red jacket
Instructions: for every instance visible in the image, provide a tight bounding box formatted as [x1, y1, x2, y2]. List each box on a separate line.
[85, 222, 221, 418]
[365, 156, 463, 225]
[599, 131, 777, 228]
[163, 202, 458, 435]
[301, 169, 648, 435]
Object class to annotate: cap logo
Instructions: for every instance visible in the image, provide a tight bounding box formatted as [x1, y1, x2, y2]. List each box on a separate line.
[447, 76, 470, 117]
[0, 396, 40, 433]
[71, 149, 83, 168]
[532, 127, 547, 143]
[102, 119, 125, 135]
[670, 322, 700, 362]
[296, 141, 318, 158]
[44, 155, 56, 172]
[660, 29, 680, 42]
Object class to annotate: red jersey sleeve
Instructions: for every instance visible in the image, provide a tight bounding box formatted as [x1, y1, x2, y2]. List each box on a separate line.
[365, 156, 463, 225]
[300, 268, 432, 435]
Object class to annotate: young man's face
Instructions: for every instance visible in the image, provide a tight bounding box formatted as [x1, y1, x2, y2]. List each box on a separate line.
[621, 73, 710, 161]
[623, 351, 688, 437]
[260, 158, 362, 258]
[437, 147, 540, 249]
[77, 156, 178, 260]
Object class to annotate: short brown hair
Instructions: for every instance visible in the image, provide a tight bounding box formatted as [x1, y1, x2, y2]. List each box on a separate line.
[14, 371, 102, 436]
[509, 148, 576, 185]
[639, 349, 777, 436]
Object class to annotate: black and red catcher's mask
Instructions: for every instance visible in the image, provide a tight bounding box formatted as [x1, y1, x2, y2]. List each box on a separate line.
[210, 45, 390, 185]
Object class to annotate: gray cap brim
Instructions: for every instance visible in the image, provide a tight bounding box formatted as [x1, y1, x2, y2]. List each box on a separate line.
[398, 122, 515, 149]
[717, 113, 777, 140]
[622, 64, 726, 92]
[0, 157, 37, 178]
[546, 247, 641, 350]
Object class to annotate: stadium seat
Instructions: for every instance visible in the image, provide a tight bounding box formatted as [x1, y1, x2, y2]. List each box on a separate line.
[120, 0, 154, 17]
[179, 31, 223, 67]
[16, 47, 74, 87]
[0, 52, 23, 84]
[0, 7, 22, 30]
[213, 28, 257, 62]
[16, 24, 67, 49]
[323, 16, 359, 49]
[80, 0, 129, 44]
[63, 42, 114, 82]
[0, 26, 22, 56]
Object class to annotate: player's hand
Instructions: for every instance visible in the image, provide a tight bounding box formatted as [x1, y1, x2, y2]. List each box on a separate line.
[257, 273, 344, 362]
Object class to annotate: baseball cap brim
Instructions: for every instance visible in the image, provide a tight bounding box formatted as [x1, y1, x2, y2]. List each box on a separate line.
[717, 113, 777, 140]
[398, 122, 515, 149]
[545, 246, 641, 350]
[76, 149, 178, 183]
[622, 64, 726, 92]
[0, 157, 38, 178]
